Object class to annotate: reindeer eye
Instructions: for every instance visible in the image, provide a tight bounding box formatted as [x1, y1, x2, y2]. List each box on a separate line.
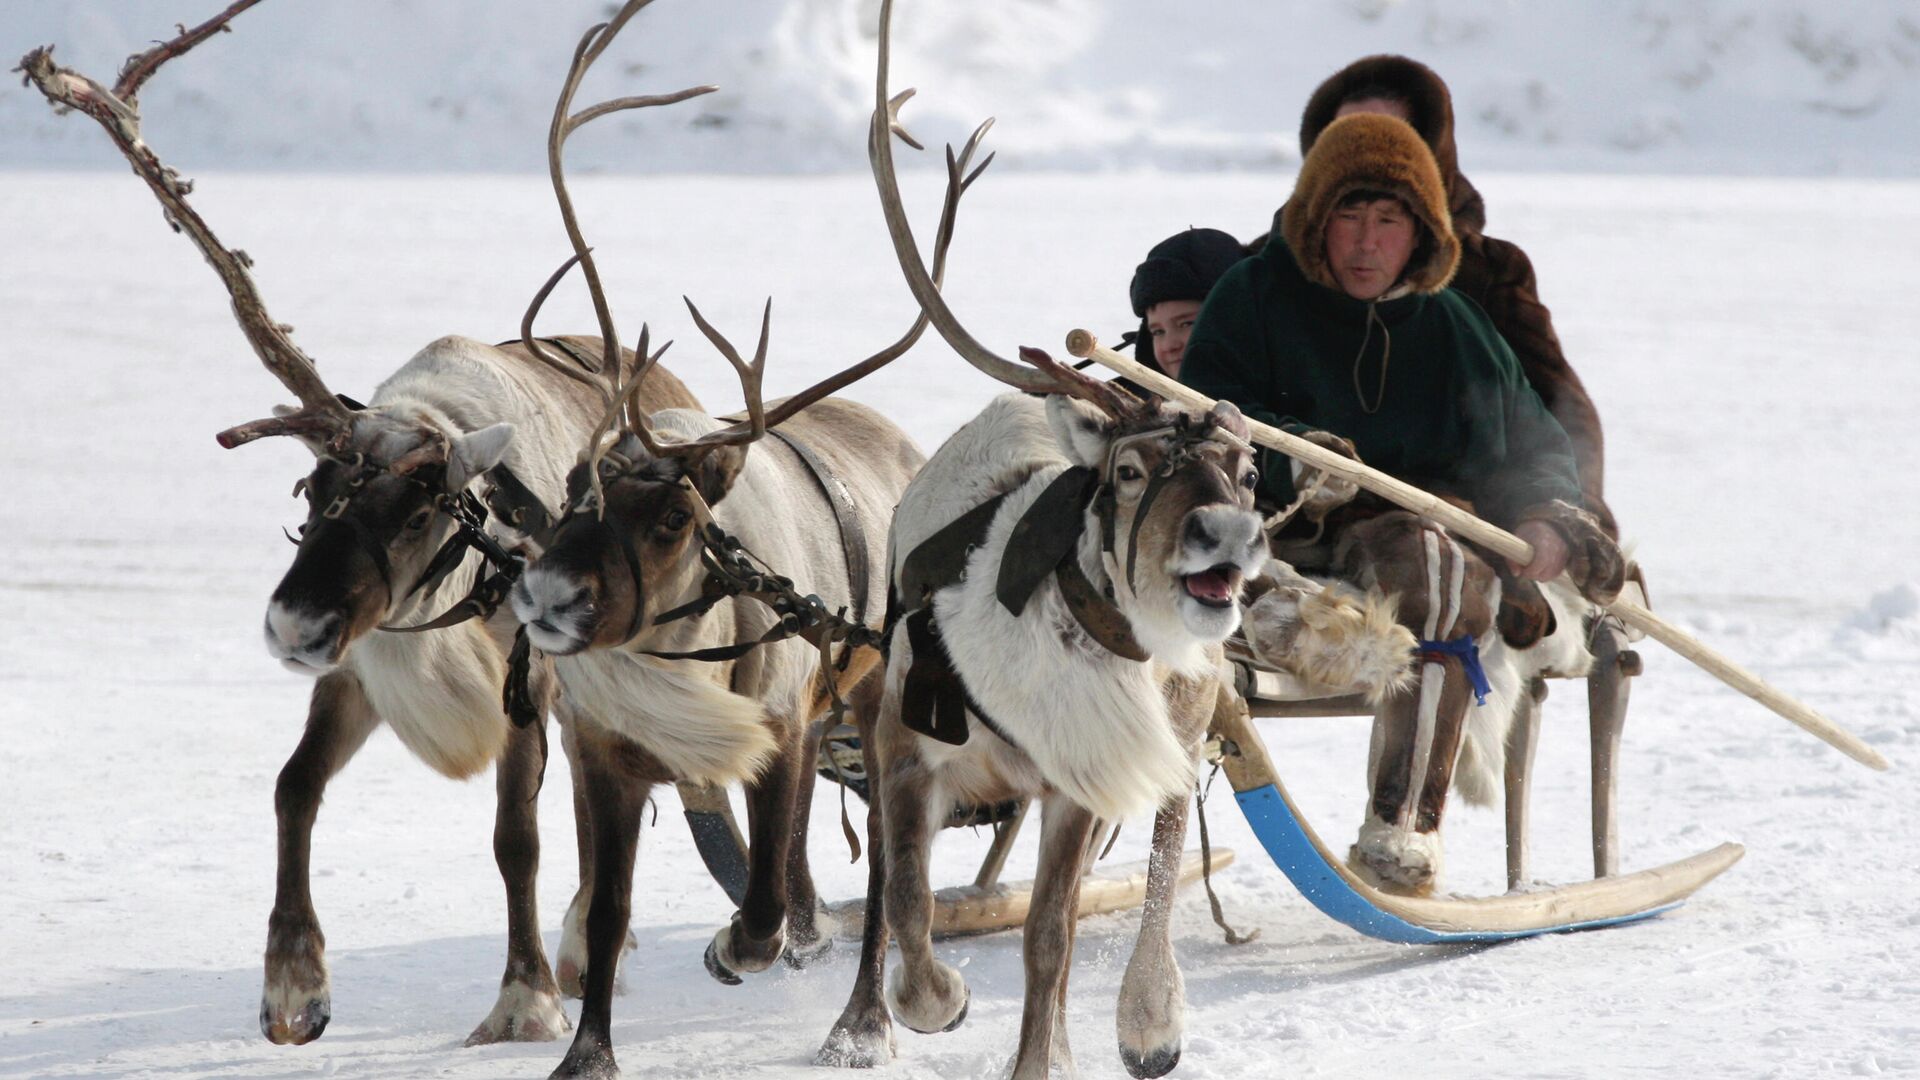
[1115, 464, 1144, 483]
[1242, 469, 1259, 490]
[404, 507, 433, 532]
[663, 508, 691, 531]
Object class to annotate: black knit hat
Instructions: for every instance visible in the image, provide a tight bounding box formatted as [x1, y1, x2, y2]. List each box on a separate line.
[1128, 227, 1246, 317]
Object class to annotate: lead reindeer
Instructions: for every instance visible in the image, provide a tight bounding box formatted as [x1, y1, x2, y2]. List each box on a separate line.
[501, 3, 993, 1076]
[19, 3, 706, 1048]
[816, 4, 1411, 1076]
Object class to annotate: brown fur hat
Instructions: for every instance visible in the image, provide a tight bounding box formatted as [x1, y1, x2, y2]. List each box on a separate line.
[1299, 54, 1485, 235]
[1280, 113, 1460, 295]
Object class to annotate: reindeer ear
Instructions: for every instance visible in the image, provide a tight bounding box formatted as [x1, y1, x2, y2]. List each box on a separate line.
[448, 423, 516, 490]
[689, 444, 749, 507]
[1045, 395, 1115, 469]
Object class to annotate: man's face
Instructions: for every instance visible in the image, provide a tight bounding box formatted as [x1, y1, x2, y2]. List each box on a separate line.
[1335, 96, 1412, 124]
[1325, 197, 1416, 301]
[1145, 298, 1204, 378]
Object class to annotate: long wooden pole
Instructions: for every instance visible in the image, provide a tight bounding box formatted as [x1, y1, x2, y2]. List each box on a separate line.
[1066, 329, 1888, 772]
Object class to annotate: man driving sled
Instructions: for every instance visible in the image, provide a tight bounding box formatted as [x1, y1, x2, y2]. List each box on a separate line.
[1180, 113, 1624, 896]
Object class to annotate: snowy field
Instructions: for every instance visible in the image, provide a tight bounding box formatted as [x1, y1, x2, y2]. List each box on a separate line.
[3, 167, 1918, 1079]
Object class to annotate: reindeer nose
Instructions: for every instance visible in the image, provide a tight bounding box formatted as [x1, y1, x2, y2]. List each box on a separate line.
[1184, 514, 1219, 551]
[264, 604, 343, 670]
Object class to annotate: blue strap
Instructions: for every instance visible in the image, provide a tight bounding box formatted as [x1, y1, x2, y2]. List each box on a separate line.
[1417, 632, 1491, 706]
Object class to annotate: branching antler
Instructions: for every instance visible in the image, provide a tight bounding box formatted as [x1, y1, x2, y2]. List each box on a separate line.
[16, 2, 355, 450]
[517, 0, 718, 502]
[868, 0, 1146, 423]
[527, 0, 991, 498]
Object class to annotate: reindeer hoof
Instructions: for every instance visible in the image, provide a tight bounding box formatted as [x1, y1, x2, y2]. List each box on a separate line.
[704, 937, 744, 986]
[887, 960, 969, 1034]
[783, 929, 834, 970]
[939, 991, 970, 1033]
[1347, 830, 1441, 897]
[814, 1020, 896, 1068]
[259, 992, 330, 1045]
[1120, 1042, 1182, 1079]
[464, 980, 571, 1046]
[549, 1040, 619, 1080]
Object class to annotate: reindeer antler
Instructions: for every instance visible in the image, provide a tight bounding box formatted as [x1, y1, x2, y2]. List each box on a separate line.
[527, 0, 993, 486]
[868, 0, 1147, 423]
[17, 2, 356, 450]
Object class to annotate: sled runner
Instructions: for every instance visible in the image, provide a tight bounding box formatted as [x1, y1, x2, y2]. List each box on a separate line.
[1214, 619, 1745, 943]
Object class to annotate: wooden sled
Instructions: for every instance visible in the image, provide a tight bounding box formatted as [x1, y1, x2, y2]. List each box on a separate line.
[1216, 606, 1744, 944]
[678, 769, 1231, 942]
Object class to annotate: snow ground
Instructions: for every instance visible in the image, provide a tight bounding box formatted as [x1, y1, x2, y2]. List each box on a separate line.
[2, 168, 1918, 1079]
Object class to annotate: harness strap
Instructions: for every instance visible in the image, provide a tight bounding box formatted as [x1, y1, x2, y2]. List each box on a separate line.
[483, 463, 558, 548]
[900, 608, 1023, 752]
[896, 490, 1012, 610]
[1055, 551, 1150, 662]
[768, 428, 873, 628]
[499, 334, 606, 375]
[995, 465, 1097, 617]
[1418, 632, 1492, 706]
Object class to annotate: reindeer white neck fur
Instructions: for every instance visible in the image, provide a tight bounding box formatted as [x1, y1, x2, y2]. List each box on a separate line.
[892, 393, 1266, 821]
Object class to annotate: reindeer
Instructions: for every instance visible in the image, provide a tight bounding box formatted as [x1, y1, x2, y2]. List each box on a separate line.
[20, 5, 705, 1048]
[499, 4, 997, 1076]
[813, 7, 1416, 1077]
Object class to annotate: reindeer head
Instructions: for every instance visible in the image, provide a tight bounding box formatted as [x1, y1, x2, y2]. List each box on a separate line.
[1047, 394, 1265, 657]
[512, 430, 743, 656]
[254, 409, 516, 675]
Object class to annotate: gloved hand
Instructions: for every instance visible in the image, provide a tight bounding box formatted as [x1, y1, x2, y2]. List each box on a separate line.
[1515, 499, 1624, 606]
[1290, 430, 1362, 522]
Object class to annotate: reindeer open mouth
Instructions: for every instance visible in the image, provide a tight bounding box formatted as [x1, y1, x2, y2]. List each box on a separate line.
[1182, 564, 1242, 609]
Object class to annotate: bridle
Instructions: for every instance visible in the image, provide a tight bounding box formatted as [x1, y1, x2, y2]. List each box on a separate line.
[286, 450, 554, 635]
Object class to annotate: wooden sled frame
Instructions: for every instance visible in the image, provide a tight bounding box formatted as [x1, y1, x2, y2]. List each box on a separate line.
[678, 748, 1231, 942]
[1218, 613, 1744, 943]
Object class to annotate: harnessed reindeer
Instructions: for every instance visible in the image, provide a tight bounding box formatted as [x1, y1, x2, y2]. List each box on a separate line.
[499, 4, 994, 1077]
[816, 7, 1416, 1077]
[18, 3, 706, 1049]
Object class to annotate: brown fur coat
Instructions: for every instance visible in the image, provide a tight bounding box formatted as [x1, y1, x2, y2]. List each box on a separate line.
[1285, 55, 1616, 535]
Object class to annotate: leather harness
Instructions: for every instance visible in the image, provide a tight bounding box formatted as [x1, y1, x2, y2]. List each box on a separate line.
[891, 414, 1252, 749]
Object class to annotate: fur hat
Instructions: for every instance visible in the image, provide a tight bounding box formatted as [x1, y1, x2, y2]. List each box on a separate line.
[1129, 227, 1246, 317]
[1280, 113, 1460, 295]
[1298, 54, 1484, 235]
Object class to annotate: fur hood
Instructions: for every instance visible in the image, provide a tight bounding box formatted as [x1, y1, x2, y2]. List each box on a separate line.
[1299, 53, 1486, 236]
[1280, 113, 1461, 296]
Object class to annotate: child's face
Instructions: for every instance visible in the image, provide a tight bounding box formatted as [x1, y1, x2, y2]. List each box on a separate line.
[1146, 299, 1203, 378]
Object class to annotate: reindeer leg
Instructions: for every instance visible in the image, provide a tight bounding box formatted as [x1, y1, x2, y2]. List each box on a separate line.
[782, 717, 833, 969]
[261, 671, 380, 1045]
[553, 702, 641, 1001]
[882, 754, 968, 1035]
[549, 740, 653, 1080]
[816, 677, 895, 1068]
[705, 723, 802, 982]
[1116, 798, 1190, 1079]
[1011, 794, 1097, 1080]
[466, 701, 570, 1045]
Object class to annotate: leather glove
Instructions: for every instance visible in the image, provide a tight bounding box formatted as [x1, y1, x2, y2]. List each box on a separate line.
[1290, 430, 1362, 522]
[1517, 499, 1625, 606]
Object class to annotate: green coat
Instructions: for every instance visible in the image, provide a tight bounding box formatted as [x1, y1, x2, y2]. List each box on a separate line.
[1179, 232, 1583, 530]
